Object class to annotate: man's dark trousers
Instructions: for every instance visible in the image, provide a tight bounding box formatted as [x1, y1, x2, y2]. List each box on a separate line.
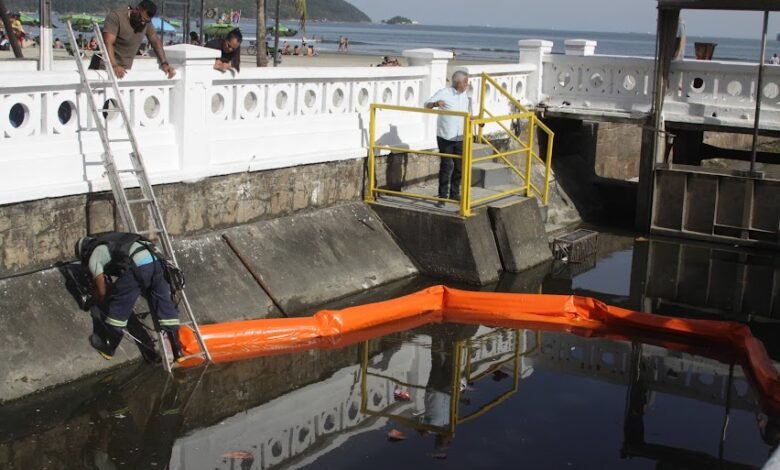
[437, 136, 463, 200]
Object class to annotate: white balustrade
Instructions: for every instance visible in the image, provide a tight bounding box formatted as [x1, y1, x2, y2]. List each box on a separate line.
[2, 40, 779, 207]
[541, 53, 655, 116]
[666, 59, 780, 129]
[0, 46, 441, 205]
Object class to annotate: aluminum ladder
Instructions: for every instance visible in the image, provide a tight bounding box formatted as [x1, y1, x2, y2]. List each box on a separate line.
[65, 21, 212, 372]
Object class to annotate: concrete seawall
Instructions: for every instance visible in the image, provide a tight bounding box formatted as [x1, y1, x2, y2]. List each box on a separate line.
[0, 202, 417, 403]
[0, 148, 570, 402]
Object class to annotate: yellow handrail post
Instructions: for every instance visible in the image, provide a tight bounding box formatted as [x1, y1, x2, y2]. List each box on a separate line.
[461, 115, 473, 217]
[525, 117, 534, 198]
[366, 104, 377, 203]
[477, 77, 486, 145]
[543, 123, 554, 205]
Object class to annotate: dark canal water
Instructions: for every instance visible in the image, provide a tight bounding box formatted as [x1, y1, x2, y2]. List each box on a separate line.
[1, 231, 778, 469]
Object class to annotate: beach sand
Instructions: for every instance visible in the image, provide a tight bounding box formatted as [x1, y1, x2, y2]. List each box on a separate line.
[0, 47, 503, 70]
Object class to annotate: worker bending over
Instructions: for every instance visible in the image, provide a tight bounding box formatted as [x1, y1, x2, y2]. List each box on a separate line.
[75, 232, 183, 361]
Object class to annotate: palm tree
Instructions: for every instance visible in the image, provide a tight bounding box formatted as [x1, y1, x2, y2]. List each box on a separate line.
[270, 0, 306, 66]
[256, 0, 268, 66]
[295, 0, 307, 38]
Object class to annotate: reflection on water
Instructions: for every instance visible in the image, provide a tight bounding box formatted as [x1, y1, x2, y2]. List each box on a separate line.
[1, 232, 778, 469]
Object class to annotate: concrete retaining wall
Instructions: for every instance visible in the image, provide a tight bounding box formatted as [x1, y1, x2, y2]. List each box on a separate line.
[0, 153, 443, 278]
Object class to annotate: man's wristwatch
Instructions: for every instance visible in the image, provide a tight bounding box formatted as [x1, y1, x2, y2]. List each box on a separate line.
[160, 61, 169, 67]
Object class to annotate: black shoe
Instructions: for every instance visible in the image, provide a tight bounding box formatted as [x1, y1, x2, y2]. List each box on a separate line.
[140, 346, 161, 364]
[435, 200, 446, 208]
[89, 334, 115, 360]
[450, 195, 461, 202]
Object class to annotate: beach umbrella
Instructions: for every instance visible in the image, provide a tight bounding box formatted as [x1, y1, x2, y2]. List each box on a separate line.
[266, 24, 297, 37]
[151, 17, 177, 33]
[203, 22, 239, 37]
[16, 12, 40, 26]
[61, 14, 104, 33]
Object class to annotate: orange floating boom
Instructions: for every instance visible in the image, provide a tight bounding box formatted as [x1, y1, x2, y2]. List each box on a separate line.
[178, 285, 780, 415]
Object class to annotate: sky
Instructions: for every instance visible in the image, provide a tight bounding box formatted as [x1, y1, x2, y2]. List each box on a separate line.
[348, 0, 780, 39]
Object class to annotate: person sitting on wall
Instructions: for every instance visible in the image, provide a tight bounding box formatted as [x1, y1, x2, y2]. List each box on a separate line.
[292, 45, 300, 56]
[87, 36, 97, 51]
[53, 37, 63, 49]
[281, 42, 291, 55]
[75, 232, 183, 362]
[306, 44, 316, 56]
[378, 56, 401, 67]
[89, 0, 176, 80]
[205, 27, 242, 72]
[189, 31, 200, 46]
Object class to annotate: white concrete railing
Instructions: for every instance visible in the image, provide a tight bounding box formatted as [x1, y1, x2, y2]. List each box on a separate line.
[666, 58, 780, 128]
[534, 38, 780, 131]
[2, 39, 779, 206]
[540, 53, 655, 116]
[0, 46, 449, 205]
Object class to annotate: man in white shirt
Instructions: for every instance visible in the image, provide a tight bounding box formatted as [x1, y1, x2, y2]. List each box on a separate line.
[425, 71, 470, 207]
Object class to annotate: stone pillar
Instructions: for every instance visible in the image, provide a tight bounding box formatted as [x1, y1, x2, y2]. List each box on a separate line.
[564, 39, 597, 56]
[403, 48, 452, 144]
[166, 44, 220, 176]
[518, 40, 553, 105]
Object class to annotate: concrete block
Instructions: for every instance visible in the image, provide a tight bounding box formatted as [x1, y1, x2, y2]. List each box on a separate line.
[221, 203, 419, 313]
[174, 234, 278, 322]
[372, 204, 502, 285]
[471, 162, 515, 189]
[488, 198, 553, 272]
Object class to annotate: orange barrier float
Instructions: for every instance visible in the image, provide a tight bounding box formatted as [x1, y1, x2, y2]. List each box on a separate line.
[178, 285, 780, 414]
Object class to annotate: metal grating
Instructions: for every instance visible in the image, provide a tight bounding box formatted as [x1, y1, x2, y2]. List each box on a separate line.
[551, 229, 599, 262]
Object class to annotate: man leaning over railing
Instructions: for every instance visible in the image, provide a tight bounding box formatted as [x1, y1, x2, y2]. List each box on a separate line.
[424, 71, 471, 208]
[89, 0, 176, 80]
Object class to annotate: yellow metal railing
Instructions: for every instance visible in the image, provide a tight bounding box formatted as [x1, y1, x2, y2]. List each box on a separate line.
[366, 73, 555, 217]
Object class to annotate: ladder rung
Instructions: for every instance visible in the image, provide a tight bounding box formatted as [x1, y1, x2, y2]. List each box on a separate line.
[127, 198, 152, 204]
[117, 169, 139, 174]
[109, 138, 132, 143]
[100, 108, 123, 114]
[88, 80, 114, 88]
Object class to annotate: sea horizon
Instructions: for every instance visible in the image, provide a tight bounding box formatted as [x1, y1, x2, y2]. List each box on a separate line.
[19, 14, 780, 63]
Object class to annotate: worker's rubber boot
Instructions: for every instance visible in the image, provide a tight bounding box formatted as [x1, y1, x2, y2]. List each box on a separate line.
[89, 326, 122, 360]
[127, 316, 160, 363]
[166, 327, 184, 362]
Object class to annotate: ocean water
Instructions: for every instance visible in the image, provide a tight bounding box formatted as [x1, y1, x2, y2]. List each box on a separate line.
[40, 17, 780, 63]
[252, 21, 778, 62]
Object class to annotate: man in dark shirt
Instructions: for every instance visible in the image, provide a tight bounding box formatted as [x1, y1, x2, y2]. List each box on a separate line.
[205, 28, 242, 72]
[91, 0, 175, 79]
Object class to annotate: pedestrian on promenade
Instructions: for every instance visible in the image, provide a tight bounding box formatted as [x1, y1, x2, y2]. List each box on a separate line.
[205, 28, 242, 72]
[424, 70, 471, 207]
[89, 0, 176, 79]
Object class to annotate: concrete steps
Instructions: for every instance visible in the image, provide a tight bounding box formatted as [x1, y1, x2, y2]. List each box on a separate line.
[470, 143, 518, 189]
